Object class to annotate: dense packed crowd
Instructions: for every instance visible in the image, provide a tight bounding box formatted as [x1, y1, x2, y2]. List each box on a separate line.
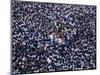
[11, 1, 96, 74]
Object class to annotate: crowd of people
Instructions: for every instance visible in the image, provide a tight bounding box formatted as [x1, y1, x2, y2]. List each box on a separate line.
[11, 1, 96, 74]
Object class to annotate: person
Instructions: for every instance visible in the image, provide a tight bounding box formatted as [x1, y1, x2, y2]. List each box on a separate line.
[48, 18, 71, 44]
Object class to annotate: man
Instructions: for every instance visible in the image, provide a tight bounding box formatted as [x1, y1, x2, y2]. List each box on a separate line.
[49, 19, 71, 44]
